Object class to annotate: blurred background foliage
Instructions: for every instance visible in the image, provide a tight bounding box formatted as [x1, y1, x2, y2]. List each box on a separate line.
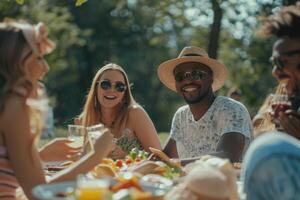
[1, 0, 298, 132]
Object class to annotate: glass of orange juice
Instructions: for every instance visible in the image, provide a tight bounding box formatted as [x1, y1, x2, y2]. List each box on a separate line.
[76, 176, 111, 200]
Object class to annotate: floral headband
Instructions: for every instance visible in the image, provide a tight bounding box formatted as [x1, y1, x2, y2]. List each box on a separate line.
[10, 20, 55, 56]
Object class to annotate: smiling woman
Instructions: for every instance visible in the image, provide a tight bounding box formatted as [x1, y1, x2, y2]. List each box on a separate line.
[77, 63, 162, 159]
[0, 19, 113, 200]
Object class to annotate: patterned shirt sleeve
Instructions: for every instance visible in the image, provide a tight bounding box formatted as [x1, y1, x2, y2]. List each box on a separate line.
[220, 101, 252, 139]
[170, 109, 182, 142]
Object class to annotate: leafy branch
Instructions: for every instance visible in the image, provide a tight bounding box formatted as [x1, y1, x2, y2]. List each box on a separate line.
[14, 0, 88, 6]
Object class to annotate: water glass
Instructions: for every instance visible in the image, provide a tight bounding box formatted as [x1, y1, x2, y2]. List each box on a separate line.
[68, 125, 85, 148]
[86, 124, 105, 144]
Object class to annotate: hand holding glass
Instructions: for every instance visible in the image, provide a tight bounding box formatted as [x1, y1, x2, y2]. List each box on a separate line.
[86, 124, 117, 144]
[68, 125, 85, 148]
[86, 124, 106, 144]
[270, 94, 292, 129]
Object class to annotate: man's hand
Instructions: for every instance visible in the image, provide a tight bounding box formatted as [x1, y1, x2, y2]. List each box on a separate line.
[39, 138, 83, 162]
[279, 110, 300, 139]
[216, 132, 245, 163]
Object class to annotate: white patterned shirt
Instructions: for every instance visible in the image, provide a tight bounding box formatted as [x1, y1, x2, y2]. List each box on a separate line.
[170, 96, 252, 159]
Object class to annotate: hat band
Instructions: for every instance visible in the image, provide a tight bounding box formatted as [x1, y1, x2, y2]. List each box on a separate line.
[183, 53, 204, 57]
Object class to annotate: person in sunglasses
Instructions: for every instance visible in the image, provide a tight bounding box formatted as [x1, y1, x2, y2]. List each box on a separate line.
[157, 46, 252, 165]
[77, 63, 161, 159]
[241, 3, 300, 200]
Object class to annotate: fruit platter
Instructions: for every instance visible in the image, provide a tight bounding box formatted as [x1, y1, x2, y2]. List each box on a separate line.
[34, 148, 183, 200]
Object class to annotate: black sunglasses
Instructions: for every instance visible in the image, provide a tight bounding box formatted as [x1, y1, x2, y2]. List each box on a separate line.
[270, 48, 300, 70]
[174, 69, 209, 82]
[98, 80, 126, 93]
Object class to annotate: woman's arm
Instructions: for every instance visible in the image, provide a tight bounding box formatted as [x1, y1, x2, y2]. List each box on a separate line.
[129, 106, 162, 151]
[39, 138, 83, 162]
[2, 97, 46, 200]
[2, 96, 114, 199]
[49, 129, 113, 183]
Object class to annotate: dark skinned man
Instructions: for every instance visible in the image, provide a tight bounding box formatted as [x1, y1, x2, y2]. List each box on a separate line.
[157, 46, 252, 165]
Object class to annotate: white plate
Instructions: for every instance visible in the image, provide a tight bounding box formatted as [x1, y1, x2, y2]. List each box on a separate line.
[32, 181, 76, 200]
[33, 178, 170, 200]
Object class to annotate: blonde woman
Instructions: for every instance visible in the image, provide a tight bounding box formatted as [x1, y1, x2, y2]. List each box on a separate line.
[0, 20, 113, 199]
[78, 63, 162, 159]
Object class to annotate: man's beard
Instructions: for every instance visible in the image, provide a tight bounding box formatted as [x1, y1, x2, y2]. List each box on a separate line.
[184, 89, 209, 105]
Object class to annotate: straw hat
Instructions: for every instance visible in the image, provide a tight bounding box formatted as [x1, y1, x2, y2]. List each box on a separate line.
[157, 46, 228, 92]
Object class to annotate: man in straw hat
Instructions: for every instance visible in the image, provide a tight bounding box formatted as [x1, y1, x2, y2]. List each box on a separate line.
[241, 3, 300, 199]
[157, 46, 252, 164]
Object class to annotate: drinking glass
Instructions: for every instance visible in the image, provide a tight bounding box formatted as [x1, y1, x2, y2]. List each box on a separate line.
[86, 123, 118, 144]
[270, 94, 292, 129]
[86, 124, 105, 144]
[76, 175, 110, 200]
[68, 125, 85, 148]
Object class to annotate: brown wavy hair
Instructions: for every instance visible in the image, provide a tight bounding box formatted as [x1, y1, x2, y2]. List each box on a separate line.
[79, 63, 138, 134]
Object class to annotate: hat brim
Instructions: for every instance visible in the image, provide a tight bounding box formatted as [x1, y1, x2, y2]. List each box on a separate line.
[157, 56, 228, 92]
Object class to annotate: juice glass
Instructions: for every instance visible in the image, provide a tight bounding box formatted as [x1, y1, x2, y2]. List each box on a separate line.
[76, 176, 110, 200]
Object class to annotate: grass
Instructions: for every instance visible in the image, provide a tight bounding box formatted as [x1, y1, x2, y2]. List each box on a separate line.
[158, 132, 169, 146]
[39, 128, 170, 147]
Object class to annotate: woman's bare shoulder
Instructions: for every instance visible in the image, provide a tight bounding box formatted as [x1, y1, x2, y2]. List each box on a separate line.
[128, 104, 146, 117]
[0, 95, 27, 125]
[127, 105, 152, 127]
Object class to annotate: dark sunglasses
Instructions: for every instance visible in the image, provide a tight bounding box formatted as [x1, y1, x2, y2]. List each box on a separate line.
[98, 80, 126, 93]
[174, 69, 209, 82]
[270, 48, 300, 70]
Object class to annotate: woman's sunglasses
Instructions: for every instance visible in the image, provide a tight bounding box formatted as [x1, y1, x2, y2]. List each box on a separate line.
[174, 69, 209, 82]
[98, 80, 126, 93]
[270, 48, 300, 70]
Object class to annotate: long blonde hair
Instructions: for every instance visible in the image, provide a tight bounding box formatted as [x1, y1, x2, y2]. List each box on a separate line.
[80, 63, 138, 133]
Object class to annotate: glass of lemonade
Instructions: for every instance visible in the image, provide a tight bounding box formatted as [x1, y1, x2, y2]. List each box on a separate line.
[87, 123, 118, 145]
[86, 124, 106, 144]
[68, 125, 85, 148]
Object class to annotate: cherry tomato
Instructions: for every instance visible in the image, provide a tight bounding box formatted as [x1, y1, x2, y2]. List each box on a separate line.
[135, 157, 141, 162]
[115, 159, 123, 168]
[125, 158, 133, 165]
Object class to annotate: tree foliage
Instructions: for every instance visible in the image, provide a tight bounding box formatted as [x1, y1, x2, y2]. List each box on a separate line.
[0, 0, 295, 131]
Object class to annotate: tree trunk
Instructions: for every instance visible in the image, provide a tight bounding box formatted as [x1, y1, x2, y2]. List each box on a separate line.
[208, 0, 223, 59]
